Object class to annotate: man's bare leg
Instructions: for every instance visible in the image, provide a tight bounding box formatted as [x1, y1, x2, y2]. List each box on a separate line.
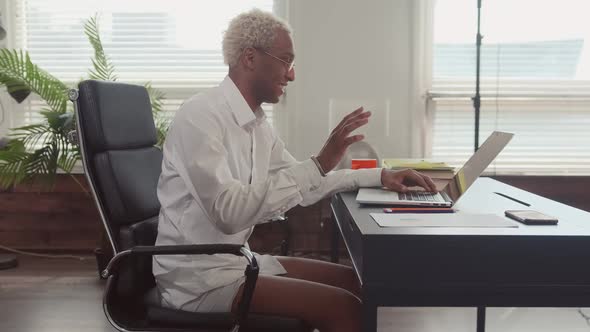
[232, 257, 362, 332]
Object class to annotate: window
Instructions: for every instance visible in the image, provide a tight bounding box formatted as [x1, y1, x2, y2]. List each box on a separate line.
[430, 0, 590, 175]
[11, 0, 278, 130]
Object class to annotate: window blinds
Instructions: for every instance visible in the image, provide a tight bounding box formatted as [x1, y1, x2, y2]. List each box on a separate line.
[430, 0, 590, 175]
[12, 0, 275, 128]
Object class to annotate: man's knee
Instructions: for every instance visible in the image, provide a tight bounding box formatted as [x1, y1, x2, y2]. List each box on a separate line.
[324, 289, 361, 320]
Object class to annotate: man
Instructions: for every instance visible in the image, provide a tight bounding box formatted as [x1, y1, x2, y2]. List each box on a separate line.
[153, 9, 436, 332]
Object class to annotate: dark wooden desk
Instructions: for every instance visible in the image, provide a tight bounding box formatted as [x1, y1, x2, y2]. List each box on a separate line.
[331, 178, 590, 332]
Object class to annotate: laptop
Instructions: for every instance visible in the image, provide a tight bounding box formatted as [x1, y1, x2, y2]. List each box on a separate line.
[356, 131, 514, 207]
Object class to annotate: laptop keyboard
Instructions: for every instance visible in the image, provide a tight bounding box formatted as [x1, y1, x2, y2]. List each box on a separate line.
[399, 191, 441, 202]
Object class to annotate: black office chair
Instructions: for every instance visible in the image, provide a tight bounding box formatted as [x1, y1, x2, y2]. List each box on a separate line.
[68, 80, 309, 332]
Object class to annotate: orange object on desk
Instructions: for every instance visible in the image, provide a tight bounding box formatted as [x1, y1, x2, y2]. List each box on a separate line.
[351, 159, 377, 169]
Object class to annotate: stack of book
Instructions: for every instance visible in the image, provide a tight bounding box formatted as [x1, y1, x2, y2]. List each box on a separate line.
[382, 159, 455, 180]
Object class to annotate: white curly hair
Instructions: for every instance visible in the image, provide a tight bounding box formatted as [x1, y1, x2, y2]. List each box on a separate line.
[222, 8, 292, 67]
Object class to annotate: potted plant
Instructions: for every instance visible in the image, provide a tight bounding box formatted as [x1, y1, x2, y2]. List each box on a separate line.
[0, 15, 169, 272]
[0, 15, 168, 190]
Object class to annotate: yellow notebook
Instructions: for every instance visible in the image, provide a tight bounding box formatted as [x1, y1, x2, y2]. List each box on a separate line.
[382, 159, 454, 171]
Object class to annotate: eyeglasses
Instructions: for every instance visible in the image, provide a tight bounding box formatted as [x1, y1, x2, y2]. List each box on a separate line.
[256, 48, 295, 72]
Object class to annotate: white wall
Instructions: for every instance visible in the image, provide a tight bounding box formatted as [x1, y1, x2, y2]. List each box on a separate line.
[277, 0, 431, 161]
[0, 0, 15, 138]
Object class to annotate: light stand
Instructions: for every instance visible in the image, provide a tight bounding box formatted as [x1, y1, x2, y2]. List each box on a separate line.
[472, 0, 483, 152]
[475, 3, 486, 330]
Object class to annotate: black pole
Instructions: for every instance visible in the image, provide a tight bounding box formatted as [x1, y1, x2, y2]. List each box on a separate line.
[477, 306, 486, 332]
[474, 2, 486, 327]
[473, 0, 482, 152]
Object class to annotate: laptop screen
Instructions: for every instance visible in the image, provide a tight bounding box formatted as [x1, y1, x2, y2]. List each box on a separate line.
[443, 131, 514, 202]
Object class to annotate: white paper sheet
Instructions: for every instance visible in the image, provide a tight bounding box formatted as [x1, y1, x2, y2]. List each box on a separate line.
[370, 213, 518, 228]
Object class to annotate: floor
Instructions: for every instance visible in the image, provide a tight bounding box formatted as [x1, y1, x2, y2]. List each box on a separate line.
[1, 255, 590, 332]
[0, 255, 113, 332]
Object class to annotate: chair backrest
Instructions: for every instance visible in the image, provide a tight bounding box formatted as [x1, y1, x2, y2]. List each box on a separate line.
[73, 80, 163, 297]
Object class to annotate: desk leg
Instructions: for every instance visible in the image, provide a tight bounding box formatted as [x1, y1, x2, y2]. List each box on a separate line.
[362, 300, 377, 332]
[330, 214, 339, 263]
[477, 306, 486, 332]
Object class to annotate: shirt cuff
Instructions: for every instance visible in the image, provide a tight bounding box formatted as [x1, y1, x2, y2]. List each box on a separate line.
[353, 167, 383, 187]
[289, 158, 323, 193]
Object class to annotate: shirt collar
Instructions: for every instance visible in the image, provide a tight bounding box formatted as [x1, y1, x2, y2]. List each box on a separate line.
[220, 76, 266, 128]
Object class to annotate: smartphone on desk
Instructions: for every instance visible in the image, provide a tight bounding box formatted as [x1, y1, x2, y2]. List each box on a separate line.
[505, 210, 558, 225]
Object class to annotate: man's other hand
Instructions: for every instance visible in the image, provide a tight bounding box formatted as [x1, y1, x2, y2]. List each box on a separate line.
[381, 169, 437, 193]
[316, 107, 371, 172]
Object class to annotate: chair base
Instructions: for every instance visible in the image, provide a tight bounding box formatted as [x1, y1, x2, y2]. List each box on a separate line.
[0, 254, 18, 270]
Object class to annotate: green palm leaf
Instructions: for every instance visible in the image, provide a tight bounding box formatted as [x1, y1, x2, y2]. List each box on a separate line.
[24, 142, 59, 188]
[145, 82, 164, 113]
[84, 15, 117, 81]
[0, 49, 68, 113]
[0, 13, 170, 189]
[155, 118, 170, 148]
[0, 112, 76, 189]
[55, 127, 79, 174]
[0, 150, 29, 188]
[8, 123, 49, 147]
[145, 82, 169, 146]
[0, 139, 58, 189]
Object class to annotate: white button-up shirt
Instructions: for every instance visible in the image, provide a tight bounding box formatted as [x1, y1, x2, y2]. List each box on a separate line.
[153, 76, 382, 310]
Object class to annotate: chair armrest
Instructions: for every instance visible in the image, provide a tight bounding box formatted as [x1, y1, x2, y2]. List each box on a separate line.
[102, 243, 259, 332]
[132, 243, 245, 255]
[102, 244, 251, 278]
